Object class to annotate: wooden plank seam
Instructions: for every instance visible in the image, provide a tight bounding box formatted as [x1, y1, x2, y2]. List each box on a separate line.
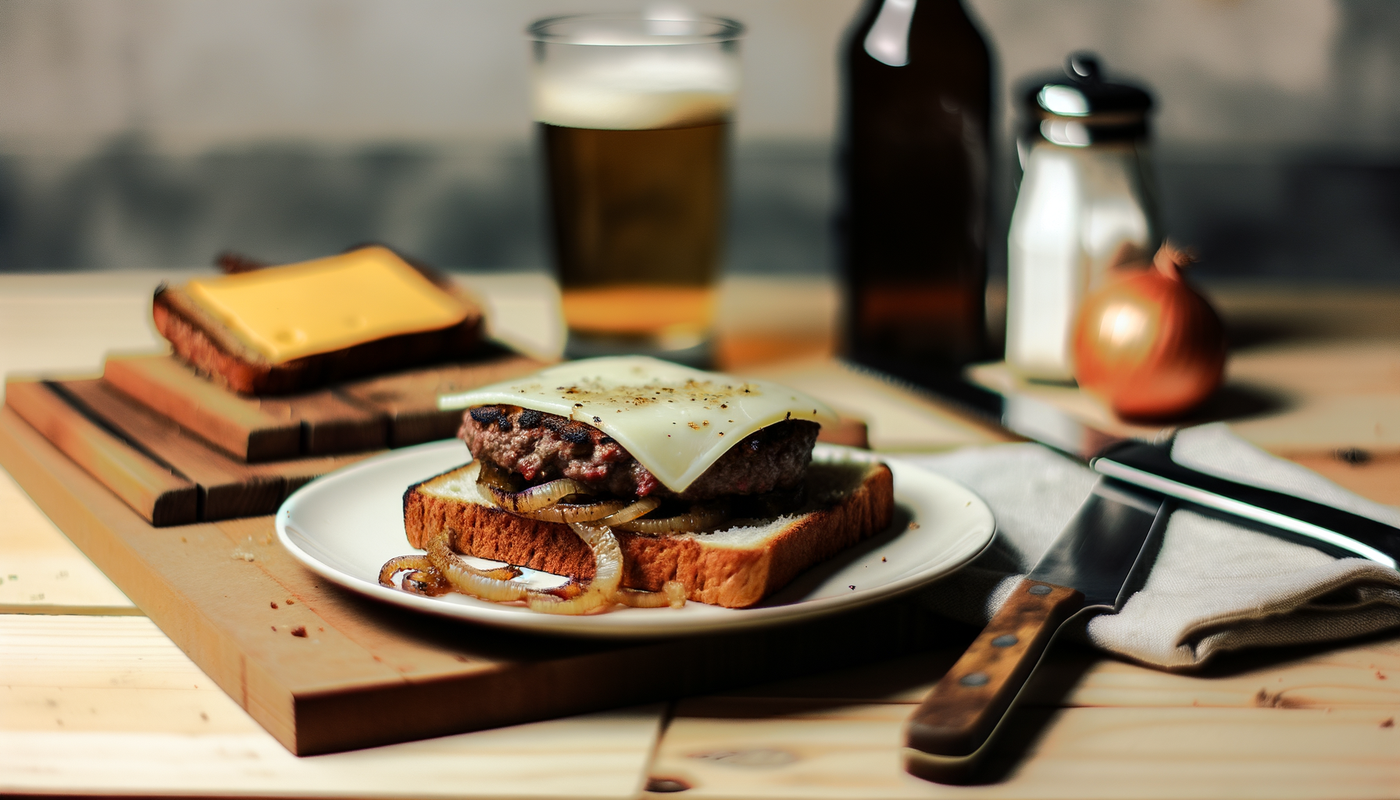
[45, 380, 209, 521]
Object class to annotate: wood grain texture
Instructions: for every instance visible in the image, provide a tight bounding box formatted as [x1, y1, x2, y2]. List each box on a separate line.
[337, 349, 545, 447]
[968, 339, 1400, 462]
[718, 638, 1400, 709]
[3, 381, 197, 526]
[104, 353, 301, 461]
[905, 581, 1084, 760]
[647, 699, 1400, 799]
[260, 390, 388, 455]
[103, 351, 390, 459]
[0, 614, 664, 800]
[0, 466, 136, 615]
[59, 379, 286, 520]
[0, 407, 956, 755]
[28, 379, 377, 523]
[102, 351, 547, 460]
[1284, 451, 1400, 507]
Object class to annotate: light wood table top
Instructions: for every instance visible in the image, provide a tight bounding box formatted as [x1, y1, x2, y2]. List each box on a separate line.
[2, 273, 1399, 798]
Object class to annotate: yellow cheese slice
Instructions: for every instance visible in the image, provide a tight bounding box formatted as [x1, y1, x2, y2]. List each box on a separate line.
[185, 247, 469, 364]
[439, 356, 839, 493]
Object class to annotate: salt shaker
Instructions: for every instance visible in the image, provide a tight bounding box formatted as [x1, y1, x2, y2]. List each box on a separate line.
[1005, 53, 1157, 382]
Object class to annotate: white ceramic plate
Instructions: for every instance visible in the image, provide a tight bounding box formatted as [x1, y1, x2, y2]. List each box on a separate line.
[276, 440, 994, 638]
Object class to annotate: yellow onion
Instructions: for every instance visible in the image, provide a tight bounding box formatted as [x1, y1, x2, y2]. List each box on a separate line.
[1072, 242, 1227, 419]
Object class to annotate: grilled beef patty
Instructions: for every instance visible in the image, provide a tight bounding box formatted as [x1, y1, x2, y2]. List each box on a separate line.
[458, 405, 820, 502]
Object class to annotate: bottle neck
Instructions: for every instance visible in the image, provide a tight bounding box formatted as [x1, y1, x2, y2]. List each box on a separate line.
[855, 0, 977, 67]
[862, 0, 917, 67]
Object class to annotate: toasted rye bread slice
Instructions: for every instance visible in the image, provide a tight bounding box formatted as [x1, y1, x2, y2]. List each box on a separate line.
[403, 459, 895, 609]
[151, 249, 485, 396]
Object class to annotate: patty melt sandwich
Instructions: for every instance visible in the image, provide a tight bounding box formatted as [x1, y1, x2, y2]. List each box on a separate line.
[388, 356, 894, 613]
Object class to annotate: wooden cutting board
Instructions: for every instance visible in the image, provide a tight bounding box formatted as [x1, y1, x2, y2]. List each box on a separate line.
[3, 351, 544, 525]
[0, 405, 950, 756]
[103, 346, 542, 461]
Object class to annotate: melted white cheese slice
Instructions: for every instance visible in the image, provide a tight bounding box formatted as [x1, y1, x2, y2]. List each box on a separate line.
[438, 356, 839, 493]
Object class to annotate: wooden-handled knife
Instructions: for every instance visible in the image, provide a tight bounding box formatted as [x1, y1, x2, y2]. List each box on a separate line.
[903, 478, 1171, 778]
[849, 361, 1400, 568]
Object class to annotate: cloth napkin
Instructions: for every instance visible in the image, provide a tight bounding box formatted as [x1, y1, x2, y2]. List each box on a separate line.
[904, 423, 1400, 669]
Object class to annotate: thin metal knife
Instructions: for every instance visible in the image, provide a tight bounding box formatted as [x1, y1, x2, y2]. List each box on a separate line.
[903, 477, 1171, 776]
[848, 360, 1400, 569]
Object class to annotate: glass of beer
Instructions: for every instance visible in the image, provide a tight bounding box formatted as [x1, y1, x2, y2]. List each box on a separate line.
[527, 12, 743, 363]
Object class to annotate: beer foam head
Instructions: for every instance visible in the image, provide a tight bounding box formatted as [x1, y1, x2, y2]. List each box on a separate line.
[533, 52, 738, 130]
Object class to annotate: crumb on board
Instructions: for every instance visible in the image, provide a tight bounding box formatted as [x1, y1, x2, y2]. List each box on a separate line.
[270, 601, 278, 609]
[231, 536, 256, 562]
[1381, 717, 1394, 728]
[291, 626, 308, 638]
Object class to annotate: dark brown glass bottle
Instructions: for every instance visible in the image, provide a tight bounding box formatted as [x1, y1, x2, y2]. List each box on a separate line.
[839, 0, 992, 371]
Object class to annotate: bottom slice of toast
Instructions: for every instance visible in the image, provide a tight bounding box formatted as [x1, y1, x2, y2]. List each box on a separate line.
[402, 458, 894, 609]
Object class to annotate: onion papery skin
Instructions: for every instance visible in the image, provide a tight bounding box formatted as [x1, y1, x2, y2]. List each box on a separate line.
[1072, 256, 1227, 420]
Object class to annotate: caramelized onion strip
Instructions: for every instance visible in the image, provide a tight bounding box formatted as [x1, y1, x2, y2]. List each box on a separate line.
[525, 523, 622, 615]
[425, 531, 529, 603]
[515, 499, 628, 523]
[597, 497, 662, 526]
[402, 570, 453, 596]
[617, 580, 687, 609]
[474, 460, 519, 491]
[379, 554, 434, 587]
[478, 473, 593, 515]
[614, 504, 729, 534]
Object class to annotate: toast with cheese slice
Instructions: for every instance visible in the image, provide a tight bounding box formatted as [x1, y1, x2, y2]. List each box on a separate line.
[153, 245, 483, 395]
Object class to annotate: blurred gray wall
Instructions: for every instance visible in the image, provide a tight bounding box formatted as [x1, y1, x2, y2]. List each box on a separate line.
[0, 0, 1397, 281]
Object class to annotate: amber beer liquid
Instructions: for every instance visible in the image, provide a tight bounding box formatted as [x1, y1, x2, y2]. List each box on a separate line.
[528, 13, 743, 358]
[542, 117, 728, 349]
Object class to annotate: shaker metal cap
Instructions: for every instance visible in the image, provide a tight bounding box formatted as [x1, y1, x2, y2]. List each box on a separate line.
[1021, 53, 1153, 145]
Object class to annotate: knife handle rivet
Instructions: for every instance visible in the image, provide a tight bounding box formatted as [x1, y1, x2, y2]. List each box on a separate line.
[991, 634, 1019, 648]
[1028, 584, 1051, 596]
[959, 672, 990, 687]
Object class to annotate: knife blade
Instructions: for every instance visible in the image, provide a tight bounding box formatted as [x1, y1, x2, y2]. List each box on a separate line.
[848, 360, 1400, 569]
[903, 477, 1171, 776]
